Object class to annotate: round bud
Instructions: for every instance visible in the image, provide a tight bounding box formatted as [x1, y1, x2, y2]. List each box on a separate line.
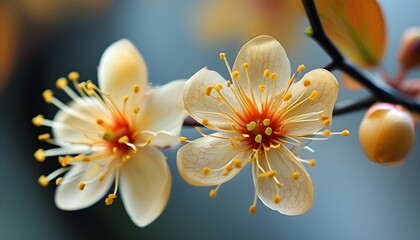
[359, 103, 415, 165]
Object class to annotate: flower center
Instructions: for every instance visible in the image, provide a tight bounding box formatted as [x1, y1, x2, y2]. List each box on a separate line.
[101, 117, 137, 157]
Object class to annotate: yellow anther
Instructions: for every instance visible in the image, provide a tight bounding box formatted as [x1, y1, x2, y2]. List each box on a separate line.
[108, 193, 117, 199]
[98, 172, 106, 182]
[38, 175, 49, 187]
[291, 171, 300, 180]
[283, 92, 292, 101]
[202, 167, 211, 176]
[96, 119, 105, 126]
[288, 75, 295, 85]
[303, 79, 311, 87]
[219, 52, 226, 60]
[232, 71, 240, 79]
[86, 81, 96, 90]
[118, 136, 129, 143]
[309, 90, 319, 100]
[38, 133, 51, 141]
[320, 114, 329, 120]
[55, 177, 63, 185]
[274, 194, 282, 204]
[242, 63, 249, 69]
[202, 119, 209, 126]
[322, 119, 331, 127]
[226, 81, 232, 87]
[230, 123, 236, 131]
[32, 114, 44, 127]
[342, 130, 350, 136]
[42, 89, 53, 104]
[209, 189, 217, 198]
[234, 158, 242, 168]
[265, 127, 273, 136]
[263, 119, 271, 126]
[263, 69, 271, 77]
[77, 82, 86, 89]
[249, 205, 257, 214]
[246, 121, 256, 131]
[254, 134, 263, 143]
[323, 129, 331, 137]
[223, 165, 233, 176]
[133, 84, 140, 93]
[258, 84, 265, 92]
[56, 77, 68, 89]
[258, 170, 277, 178]
[146, 136, 152, 144]
[34, 149, 46, 162]
[58, 156, 69, 166]
[78, 182, 85, 190]
[112, 147, 118, 153]
[105, 197, 114, 206]
[123, 95, 129, 103]
[214, 83, 223, 91]
[269, 72, 278, 80]
[297, 64, 306, 73]
[68, 72, 80, 81]
[178, 136, 188, 142]
[133, 107, 140, 114]
[205, 85, 213, 96]
[308, 159, 316, 167]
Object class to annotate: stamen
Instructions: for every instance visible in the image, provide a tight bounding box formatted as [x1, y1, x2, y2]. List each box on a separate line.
[242, 63, 249, 69]
[323, 129, 331, 137]
[42, 90, 53, 104]
[234, 158, 242, 168]
[98, 172, 106, 181]
[263, 119, 270, 126]
[32, 114, 44, 127]
[303, 79, 311, 87]
[56, 77, 68, 89]
[178, 136, 188, 142]
[219, 53, 226, 60]
[265, 127, 273, 136]
[263, 69, 270, 78]
[133, 84, 140, 93]
[38, 133, 51, 141]
[223, 165, 233, 176]
[214, 84, 223, 91]
[201, 119, 209, 126]
[68, 72, 80, 81]
[55, 177, 63, 185]
[254, 134, 262, 143]
[202, 167, 211, 176]
[249, 204, 257, 214]
[322, 119, 331, 126]
[209, 184, 221, 199]
[309, 159, 316, 167]
[297, 64, 306, 73]
[283, 92, 292, 101]
[258, 84, 265, 92]
[118, 136, 129, 143]
[309, 90, 319, 100]
[342, 130, 350, 136]
[205, 85, 213, 96]
[34, 149, 46, 162]
[320, 114, 329, 120]
[258, 170, 277, 178]
[38, 175, 49, 187]
[78, 182, 86, 190]
[274, 194, 282, 204]
[232, 71, 240, 79]
[291, 171, 300, 180]
[246, 121, 256, 131]
[269, 73, 278, 80]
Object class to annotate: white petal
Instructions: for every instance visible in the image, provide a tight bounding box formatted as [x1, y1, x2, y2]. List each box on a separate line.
[98, 39, 148, 107]
[282, 69, 338, 136]
[177, 133, 248, 186]
[53, 98, 108, 146]
[119, 146, 171, 227]
[55, 164, 115, 210]
[253, 146, 313, 215]
[233, 35, 291, 102]
[184, 68, 240, 130]
[137, 80, 188, 148]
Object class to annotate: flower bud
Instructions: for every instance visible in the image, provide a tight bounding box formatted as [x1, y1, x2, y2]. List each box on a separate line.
[359, 103, 415, 166]
[398, 27, 420, 70]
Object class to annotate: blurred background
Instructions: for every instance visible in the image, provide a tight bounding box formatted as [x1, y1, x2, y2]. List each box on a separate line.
[1, 0, 419, 239]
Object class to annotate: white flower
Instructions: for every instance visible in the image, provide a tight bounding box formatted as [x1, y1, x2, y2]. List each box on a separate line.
[33, 39, 187, 227]
[177, 35, 348, 215]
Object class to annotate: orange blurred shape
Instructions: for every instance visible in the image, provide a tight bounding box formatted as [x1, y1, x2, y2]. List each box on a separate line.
[315, 0, 387, 68]
[398, 27, 420, 70]
[0, 2, 19, 93]
[341, 72, 363, 90]
[359, 103, 415, 166]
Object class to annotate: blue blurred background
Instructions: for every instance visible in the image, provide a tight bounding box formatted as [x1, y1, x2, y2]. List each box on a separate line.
[1, 0, 420, 239]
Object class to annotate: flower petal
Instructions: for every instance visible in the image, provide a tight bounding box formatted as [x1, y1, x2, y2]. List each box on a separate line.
[253, 146, 313, 215]
[177, 133, 248, 186]
[98, 39, 148, 107]
[119, 146, 171, 227]
[137, 80, 188, 148]
[55, 164, 115, 210]
[282, 69, 338, 136]
[52, 98, 108, 146]
[316, 0, 387, 68]
[184, 68, 239, 130]
[232, 35, 291, 101]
